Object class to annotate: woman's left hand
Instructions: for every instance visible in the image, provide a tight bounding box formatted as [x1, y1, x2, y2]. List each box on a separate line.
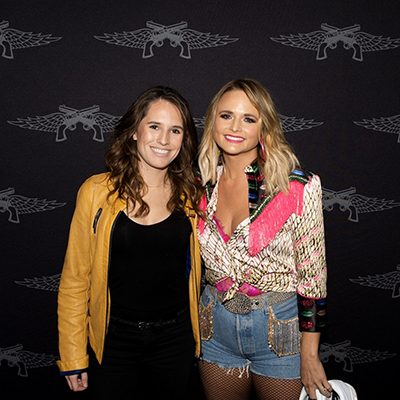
[300, 332, 332, 399]
[301, 354, 332, 398]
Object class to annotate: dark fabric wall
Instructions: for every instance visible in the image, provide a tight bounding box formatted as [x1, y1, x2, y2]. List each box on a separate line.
[1, 1, 399, 398]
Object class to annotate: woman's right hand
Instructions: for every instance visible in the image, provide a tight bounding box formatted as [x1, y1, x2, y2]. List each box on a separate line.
[65, 372, 88, 391]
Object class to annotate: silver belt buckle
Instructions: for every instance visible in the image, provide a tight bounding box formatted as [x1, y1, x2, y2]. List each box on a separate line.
[223, 292, 252, 314]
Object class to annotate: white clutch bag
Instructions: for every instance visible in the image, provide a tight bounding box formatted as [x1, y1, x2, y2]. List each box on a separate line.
[299, 380, 358, 400]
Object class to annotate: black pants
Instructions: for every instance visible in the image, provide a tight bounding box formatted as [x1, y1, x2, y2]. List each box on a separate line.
[87, 309, 196, 399]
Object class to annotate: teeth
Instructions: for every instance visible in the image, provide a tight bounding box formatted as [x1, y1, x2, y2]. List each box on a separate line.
[152, 148, 169, 154]
[226, 135, 244, 142]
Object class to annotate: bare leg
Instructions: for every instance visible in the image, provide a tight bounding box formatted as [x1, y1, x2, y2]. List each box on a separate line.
[198, 360, 253, 400]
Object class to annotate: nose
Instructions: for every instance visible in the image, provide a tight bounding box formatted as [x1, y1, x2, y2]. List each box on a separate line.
[157, 130, 169, 145]
[230, 118, 241, 132]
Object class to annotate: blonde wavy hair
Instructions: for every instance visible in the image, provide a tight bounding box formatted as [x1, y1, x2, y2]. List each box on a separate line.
[198, 78, 299, 195]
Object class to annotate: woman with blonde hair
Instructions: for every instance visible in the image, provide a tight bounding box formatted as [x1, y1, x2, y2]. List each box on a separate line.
[197, 78, 331, 400]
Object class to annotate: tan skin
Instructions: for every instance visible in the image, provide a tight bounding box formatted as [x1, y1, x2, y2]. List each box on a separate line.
[202, 90, 331, 399]
[65, 100, 184, 391]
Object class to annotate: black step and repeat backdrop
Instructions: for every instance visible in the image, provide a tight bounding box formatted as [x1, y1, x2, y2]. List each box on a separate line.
[1, 1, 399, 398]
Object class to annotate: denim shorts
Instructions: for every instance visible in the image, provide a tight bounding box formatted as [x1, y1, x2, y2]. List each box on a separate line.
[199, 284, 301, 379]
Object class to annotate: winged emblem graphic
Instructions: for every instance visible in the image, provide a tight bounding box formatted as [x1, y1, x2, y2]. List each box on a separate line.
[194, 115, 323, 132]
[0, 20, 61, 59]
[0, 188, 65, 223]
[15, 273, 61, 292]
[8, 105, 120, 142]
[95, 21, 238, 59]
[271, 23, 400, 61]
[354, 114, 400, 143]
[279, 115, 323, 132]
[350, 265, 400, 298]
[322, 187, 400, 222]
[0, 344, 58, 377]
[193, 117, 207, 129]
[319, 341, 396, 372]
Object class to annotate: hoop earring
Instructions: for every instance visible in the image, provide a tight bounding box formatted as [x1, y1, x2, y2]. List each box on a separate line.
[260, 137, 266, 161]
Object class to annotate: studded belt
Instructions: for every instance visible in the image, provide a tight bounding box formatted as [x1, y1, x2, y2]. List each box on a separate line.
[211, 286, 296, 315]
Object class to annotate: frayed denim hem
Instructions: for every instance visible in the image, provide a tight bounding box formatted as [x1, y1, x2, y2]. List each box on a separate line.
[226, 364, 250, 378]
[199, 357, 251, 379]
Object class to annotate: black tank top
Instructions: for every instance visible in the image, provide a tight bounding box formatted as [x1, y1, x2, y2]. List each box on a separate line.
[109, 210, 192, 321]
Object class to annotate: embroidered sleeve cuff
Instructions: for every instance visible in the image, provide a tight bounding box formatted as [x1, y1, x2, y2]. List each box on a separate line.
[297, 294, 327, 332]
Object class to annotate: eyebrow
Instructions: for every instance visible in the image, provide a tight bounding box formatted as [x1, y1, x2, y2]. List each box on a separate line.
[146, 121, 184, 129]
[218, 110, 258, 119]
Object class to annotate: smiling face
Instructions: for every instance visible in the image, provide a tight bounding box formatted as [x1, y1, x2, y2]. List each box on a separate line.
[133, 100, 184, 173]
[213, 90, 260, 163]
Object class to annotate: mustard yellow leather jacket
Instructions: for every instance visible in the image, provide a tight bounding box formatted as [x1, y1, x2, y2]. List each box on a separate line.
[57, 173, 202, 374]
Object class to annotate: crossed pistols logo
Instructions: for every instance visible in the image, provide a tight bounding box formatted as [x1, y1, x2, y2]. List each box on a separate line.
[95, 21, 238, 59]
[0, 188, 65, 223]
[0, 344, 57, 377]
[0, 20, 61, 59]
[195, 114, 323, 132]
[350, 265, 400, 298]
[322, 186, 400, 222]
[319, 341, 396, 373]
[354, 114, 400, 143]
[271, 23, 400, 61]
[8, 105, 121, 142]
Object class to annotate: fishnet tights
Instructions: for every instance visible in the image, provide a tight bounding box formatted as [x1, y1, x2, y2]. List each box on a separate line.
[199, 360, 303, 400]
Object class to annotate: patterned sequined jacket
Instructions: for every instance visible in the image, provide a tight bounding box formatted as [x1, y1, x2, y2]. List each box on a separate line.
[198, 162, 327, 332]
[57, 173, 202, 376]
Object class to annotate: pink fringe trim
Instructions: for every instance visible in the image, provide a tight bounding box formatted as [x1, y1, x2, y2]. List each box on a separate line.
[248, 180, 305, 256]
[198, 193, 207, 234]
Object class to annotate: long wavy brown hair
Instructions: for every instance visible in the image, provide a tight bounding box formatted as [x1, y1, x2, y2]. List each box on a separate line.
[105, 86, 203, 217]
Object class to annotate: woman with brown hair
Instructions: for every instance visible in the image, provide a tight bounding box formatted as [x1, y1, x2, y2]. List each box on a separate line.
[57, 86, 203, 399]
[197, 79, 331, 400]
